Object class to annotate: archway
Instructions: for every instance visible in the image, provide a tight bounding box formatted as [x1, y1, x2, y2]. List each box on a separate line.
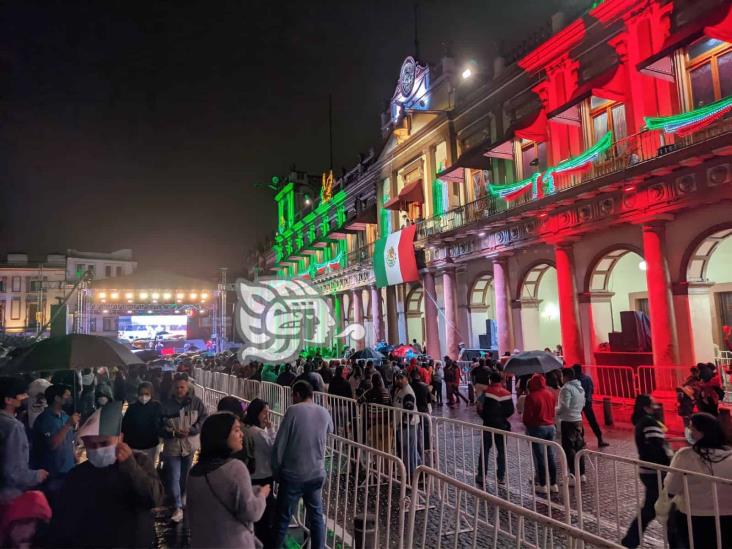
[683, 226, 732, 362]
[518, 262, 560, 351]
[405, 285, 425, 346]
[468, 273, 495, 348]
[586, 247, 648, 354]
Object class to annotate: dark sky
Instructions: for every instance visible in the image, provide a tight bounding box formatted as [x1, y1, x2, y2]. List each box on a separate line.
[1, 0, 576, 278]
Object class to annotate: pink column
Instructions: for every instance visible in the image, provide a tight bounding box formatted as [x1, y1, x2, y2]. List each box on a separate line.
[554, 243, 584, 366]
[442, 268, 460, 359]
[492, 257, 514, 356]
[352, 289, 365, 350]
[422, 271, 441, 360]
[642, 222, 680, 365]
[370, 285, 385, 343]
[386, 286, 399, 344]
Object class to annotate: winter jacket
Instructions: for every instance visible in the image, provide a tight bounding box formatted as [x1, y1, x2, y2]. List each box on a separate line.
[0, 411, 44, 503]
[634, 414, 672, 474]
[478, 383, 514, 430]
[577, 373, 595, 404]
[556, 379, 585, 423]
[328, 376, 354, 399]
[121, 399, 163, 450]
[522, 374, 556, 428]
[160, 394, 208, 457]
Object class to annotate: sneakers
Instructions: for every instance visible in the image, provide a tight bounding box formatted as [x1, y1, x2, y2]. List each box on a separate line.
[550, 484, 559, 493]
[535, 484, 548, 495]
[171, 508, 184, 523]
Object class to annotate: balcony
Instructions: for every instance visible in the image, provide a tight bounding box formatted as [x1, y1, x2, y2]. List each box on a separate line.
[346, 241, 376, 267]
[415, 115, 732, 241]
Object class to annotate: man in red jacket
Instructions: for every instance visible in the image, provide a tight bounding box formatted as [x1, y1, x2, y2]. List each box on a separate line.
[522, 373, 558, 494]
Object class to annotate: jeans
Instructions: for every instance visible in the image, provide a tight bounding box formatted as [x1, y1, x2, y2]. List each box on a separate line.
[397, 422, 421, 480]
[274, 477, 325, 549]
[621, 473, 662, 548]
[476, 430, 506, 481]
[432, 381, 443, 404]
[560, 421, 585, 475]
[526, 425, 557, 486]
[582, 402, 603, 441]
[163, 453, 192, 509]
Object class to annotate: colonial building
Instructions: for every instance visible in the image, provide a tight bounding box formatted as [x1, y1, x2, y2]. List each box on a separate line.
[251, 0, 732, 371]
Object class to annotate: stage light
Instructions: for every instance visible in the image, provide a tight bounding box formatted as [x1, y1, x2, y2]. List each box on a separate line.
[190, 292, 198, 300]
[151, 292, 160, 300]
[111, 292, 119, 300]
[139, 291, 149, 300]
[201, 292, 209, 299]
[462, 67, 473, 79]
[163, 292, 172, 300]
[98, 292, 107, 299]
[125, 292, 133, 299]
[176, 292, 185, 299]
[639, 260, 647, 271]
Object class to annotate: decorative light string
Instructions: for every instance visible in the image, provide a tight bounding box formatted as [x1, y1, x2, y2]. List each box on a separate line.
[644, 96, 732, 136]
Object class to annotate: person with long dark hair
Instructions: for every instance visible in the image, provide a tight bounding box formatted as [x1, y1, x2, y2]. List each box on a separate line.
[242, 399, 277, 549]
[186, 412, 269, 548]
[621, 394, 672, 548]
[663, 412, 732, 548]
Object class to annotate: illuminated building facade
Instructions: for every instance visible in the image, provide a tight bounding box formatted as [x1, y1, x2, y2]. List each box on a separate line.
[252, 0, 732, 368]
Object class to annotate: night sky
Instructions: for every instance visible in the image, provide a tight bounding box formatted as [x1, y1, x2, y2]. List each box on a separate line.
[1, 1, 576, 278]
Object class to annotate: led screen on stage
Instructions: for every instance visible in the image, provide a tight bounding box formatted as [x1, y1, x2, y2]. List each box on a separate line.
[118, 315, 188, 341]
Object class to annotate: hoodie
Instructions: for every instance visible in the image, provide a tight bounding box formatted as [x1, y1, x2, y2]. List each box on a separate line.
[522, 374, 556, 428]
[555, 379, 585, 422]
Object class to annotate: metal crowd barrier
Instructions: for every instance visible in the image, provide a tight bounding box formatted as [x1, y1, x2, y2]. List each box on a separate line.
[575, 448, 732, 549]
[430, 415, 572, 526]
[406, 466, 622, 549]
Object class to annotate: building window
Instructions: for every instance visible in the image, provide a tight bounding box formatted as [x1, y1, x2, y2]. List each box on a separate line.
[105, 266, 112, 277]
[90, 318, 97, 332]
[519, 139, 547, 177]
[686, 37, 732, 108]
[11, 277, 21, 292]
[0, 277, 6, 292]
[591, 97, 627, 143]
[103, 317, 118, 332]
[10, 297, 20, 320]
[88, 265, 95, 275]
[75, 264, 85, 278]
[29, 280, 42, 292]
[116, 266, 123, 277]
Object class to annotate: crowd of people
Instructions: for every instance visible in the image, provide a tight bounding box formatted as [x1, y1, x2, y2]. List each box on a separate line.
[1, 351, 730, 549]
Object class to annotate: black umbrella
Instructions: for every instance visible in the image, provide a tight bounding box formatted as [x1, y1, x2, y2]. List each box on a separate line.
[4, 334, 144, 374]
[132, 349, 161, 363]
[350, 348, 385, 361]
[503, 351, 563, 377]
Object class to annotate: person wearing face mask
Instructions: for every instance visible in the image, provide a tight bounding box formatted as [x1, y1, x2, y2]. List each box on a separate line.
[48, 401, 163, 548]
[662, 412, 732, 548]
[31, 385, 80, 483]
[621, 394, 672, 548]
[121, 382, 163, 466]
[94, 383, 114, 410]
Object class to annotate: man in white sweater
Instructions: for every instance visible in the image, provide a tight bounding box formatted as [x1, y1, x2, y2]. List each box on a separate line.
[556, 367, 586, 485]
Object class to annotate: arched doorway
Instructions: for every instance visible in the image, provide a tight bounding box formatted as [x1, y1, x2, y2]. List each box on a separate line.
[405, 285, 425, 346]
[586, 247, 648, 354]
[518, 263, 560, 351]
[468, 273, 495, 348]
[683, 226, 732, 362]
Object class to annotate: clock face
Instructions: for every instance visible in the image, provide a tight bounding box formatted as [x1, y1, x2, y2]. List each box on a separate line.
[399, 57, 416, 98]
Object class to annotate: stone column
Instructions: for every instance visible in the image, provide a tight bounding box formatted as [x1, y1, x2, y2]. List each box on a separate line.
[442, 268, 460, 359]
[370, 285, 385, 343]
[456, 268, 471, 348]
[554, 242, 584, 366]
[642, 222, 680, 365]
[386, 285, 399, 344]
[351, 288, 365, 350]
[422, 271, 441, 360]
[492, 257, 514, 356]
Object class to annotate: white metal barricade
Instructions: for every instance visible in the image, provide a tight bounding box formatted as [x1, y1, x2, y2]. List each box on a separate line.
[233, 377, 261, 402]
[324, 434, 408, 549]
[430, 415, 572, 526]
[192, 383, 227, 414]
[261, 381, 286, 414]
[584, 365, 637, 402]
[313, 392, 363, 443]
[575, 448, 732, 549]
[406, 466, 622, 549]
[637, 366, 686, 395]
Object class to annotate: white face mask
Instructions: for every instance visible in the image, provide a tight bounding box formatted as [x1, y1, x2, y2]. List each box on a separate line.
[138, 395, 151, 405]
[97, 396, 109, 407]
[87, 445, 117, 468]
[685, 426, 697, 446]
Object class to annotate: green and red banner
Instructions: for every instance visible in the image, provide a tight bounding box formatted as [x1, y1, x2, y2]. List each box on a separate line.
[373, 225, 419, 288]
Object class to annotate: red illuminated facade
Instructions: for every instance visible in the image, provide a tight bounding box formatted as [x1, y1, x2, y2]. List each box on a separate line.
[253, 0, 732, 380]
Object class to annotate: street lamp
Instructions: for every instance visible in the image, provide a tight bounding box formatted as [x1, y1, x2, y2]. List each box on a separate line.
[462, 67, 473, 80]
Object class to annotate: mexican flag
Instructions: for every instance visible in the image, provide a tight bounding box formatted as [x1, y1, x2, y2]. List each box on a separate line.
[373, 225, 419, 287]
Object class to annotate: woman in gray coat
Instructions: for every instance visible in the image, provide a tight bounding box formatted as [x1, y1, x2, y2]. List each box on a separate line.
[187, 412, 270, 548]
